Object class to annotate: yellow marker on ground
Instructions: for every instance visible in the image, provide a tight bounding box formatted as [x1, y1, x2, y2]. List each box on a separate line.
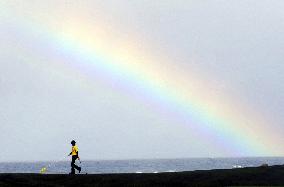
[40, 167, 47, 174]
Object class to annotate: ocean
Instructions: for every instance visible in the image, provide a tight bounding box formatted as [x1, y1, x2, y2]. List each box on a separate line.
[1, 157, 283, 174]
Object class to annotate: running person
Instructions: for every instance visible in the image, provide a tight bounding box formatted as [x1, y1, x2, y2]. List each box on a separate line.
[68, 140, 81, 174]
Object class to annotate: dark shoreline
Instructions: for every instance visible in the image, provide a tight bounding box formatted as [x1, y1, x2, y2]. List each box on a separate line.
[1, 165, 284, 186]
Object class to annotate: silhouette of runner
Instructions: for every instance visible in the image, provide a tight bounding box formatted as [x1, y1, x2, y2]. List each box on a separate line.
[68, 140, 81, 174]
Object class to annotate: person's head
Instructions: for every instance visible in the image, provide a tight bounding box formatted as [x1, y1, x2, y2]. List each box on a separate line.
[71, 140, 76, 146]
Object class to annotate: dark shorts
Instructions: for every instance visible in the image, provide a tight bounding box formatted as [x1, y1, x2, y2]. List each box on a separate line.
[72, 155, 78, 163]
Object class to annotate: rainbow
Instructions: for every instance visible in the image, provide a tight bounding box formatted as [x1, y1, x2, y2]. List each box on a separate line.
[4, 7, 282, 156]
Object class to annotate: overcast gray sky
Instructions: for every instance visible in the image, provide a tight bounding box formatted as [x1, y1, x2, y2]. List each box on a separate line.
[0, 1, 283, 161]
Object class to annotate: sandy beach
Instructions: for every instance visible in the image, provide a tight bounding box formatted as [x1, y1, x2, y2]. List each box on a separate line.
[1, 165, 284, 186]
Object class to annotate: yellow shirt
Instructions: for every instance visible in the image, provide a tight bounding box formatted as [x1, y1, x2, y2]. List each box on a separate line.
[71, 145, 79, 156]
